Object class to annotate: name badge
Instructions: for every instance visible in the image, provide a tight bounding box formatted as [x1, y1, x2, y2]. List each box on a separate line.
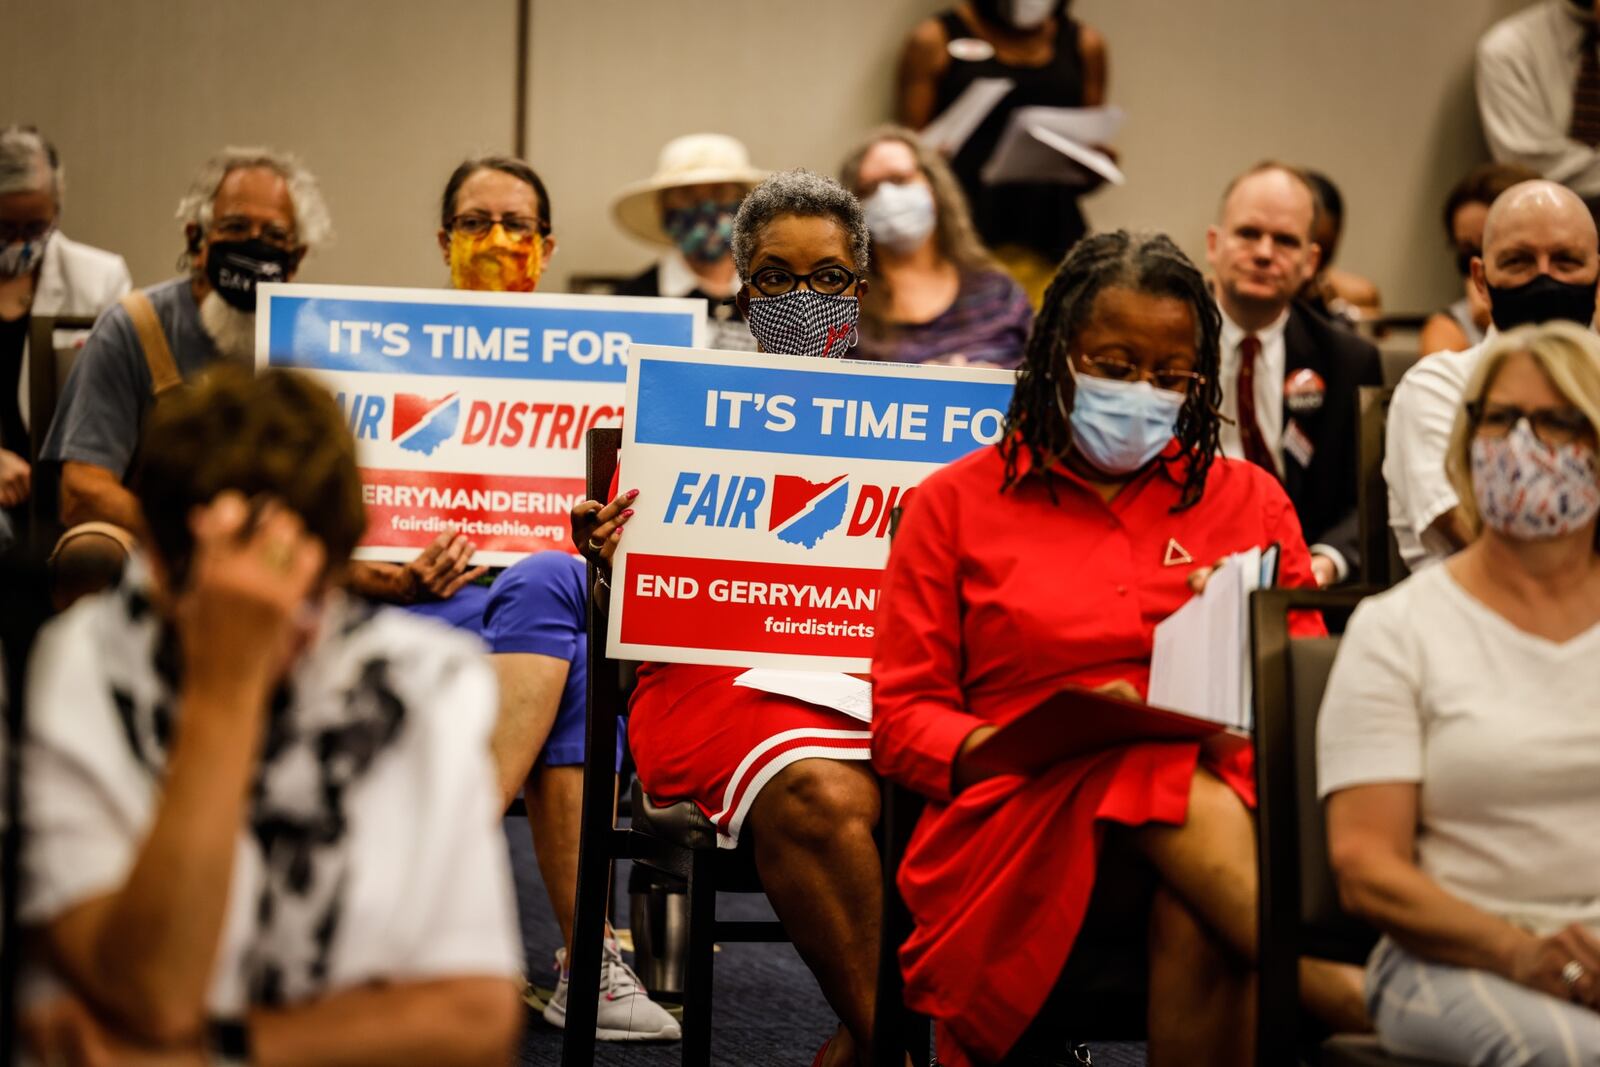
[1283, 420, 1315, 468]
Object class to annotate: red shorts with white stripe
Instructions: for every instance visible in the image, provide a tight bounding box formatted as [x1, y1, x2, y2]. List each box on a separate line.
[627, 662, 873, 849]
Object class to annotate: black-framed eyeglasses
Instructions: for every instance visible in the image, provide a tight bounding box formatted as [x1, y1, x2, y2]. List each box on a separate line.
[1079, 353, 1206, 394]
[449, 212, 548, 239]
[0, 219, 53, 244]
[749, 264, 858, 297]
[1466, 401, 1592, 447]
[210, 215, 298, 249]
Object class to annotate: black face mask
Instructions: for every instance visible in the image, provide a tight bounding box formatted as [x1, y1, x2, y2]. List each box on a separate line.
[204, 238, 295, 311]
[1486, 273, 1598, 331]
[1455, 248, 1479, 278]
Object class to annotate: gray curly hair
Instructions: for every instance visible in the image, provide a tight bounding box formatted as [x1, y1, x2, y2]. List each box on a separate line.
[0, 126, 60, 201]
[175, 146, 331, 267]
[731, 168, 869, 282]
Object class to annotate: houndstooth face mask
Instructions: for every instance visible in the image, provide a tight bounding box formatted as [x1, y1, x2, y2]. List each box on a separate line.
[745, 289, 861, 359]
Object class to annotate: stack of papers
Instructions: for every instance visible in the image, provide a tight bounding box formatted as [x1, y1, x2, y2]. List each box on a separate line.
[1146, 546, 1279, 730]
[980, 105, 1126, 188]
[920, 77, 1016, 155]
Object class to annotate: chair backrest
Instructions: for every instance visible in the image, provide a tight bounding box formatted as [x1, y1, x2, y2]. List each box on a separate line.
[585, 426, 624, 703]
[26, 314, 97, 465]
[1356, 385, 1407, 589]
[1252, 586, 1377, 1065]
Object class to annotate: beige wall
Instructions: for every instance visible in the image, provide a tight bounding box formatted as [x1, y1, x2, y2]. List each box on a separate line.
[0, 0, 519, 289]
[4, 0, 1542, 314]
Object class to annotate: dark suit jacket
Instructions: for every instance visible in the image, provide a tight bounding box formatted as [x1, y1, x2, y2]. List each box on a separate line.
[1279, 301, 1383, 575]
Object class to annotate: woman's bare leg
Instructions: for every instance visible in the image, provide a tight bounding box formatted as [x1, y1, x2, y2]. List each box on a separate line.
[747, 758, 882, 1067]
[1132, 767, 1369, 1033]
[1146, 884, 1255, 1067]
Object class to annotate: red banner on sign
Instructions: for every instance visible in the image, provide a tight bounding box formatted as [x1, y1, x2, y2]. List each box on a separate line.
[620, 552, 883, 659]
[358, 467, 584, 557]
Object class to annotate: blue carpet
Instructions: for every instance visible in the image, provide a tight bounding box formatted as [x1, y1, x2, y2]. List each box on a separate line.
[504, 819, 1147, 1066]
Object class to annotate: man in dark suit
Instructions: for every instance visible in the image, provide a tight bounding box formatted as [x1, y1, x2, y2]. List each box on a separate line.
[1205, 161, 1383, 586]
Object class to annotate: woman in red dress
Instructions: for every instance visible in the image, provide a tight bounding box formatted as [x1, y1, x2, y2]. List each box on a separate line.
[871, 230, 1365, 1065]
[575, 170, 889, 1067]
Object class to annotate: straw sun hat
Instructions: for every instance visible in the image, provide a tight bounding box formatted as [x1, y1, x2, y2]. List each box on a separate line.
[612, 133, 767, 247]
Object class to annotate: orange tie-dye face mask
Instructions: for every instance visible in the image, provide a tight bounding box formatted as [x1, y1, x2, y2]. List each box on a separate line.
[448, 225, 543, 292]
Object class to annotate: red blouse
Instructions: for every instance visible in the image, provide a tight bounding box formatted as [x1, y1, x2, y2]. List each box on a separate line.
[871, 439, 1323, 1064]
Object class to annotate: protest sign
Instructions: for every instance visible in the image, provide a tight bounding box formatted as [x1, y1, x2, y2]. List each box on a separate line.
[609, 345, 1015, 672]
[256, 283, 705, 565]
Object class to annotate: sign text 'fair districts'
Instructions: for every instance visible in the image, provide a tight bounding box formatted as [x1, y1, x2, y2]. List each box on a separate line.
[609, 344, 1016, 672]
[256, 283, 705, 564]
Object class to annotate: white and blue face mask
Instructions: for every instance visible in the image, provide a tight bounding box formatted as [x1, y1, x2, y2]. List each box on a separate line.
[0, 227, 52, 279]
[1058, 365, 1184, 475]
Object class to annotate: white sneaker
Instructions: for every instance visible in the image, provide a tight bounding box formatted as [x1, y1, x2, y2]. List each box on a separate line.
[543, 936, 683, 1041]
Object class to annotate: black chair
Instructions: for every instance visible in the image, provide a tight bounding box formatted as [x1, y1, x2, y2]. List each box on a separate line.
[1250, 587, 1439, 1067]
[1355, 387, 1406, 591]
[562, 427, 787, 1067]
[25, 314, 97, 546]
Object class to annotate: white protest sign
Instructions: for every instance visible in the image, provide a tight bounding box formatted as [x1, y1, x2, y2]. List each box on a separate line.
[609, 345, 1016, 672]
[256, 283, 705, 564]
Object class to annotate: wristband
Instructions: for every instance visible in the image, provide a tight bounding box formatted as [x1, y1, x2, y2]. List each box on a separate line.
[207, 1017, 252, 1066]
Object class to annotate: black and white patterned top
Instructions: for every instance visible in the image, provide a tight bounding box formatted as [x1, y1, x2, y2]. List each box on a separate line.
[20, 560, 520, 1014]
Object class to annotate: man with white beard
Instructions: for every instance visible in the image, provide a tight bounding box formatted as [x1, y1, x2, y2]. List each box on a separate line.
[41, 147, 327, 532]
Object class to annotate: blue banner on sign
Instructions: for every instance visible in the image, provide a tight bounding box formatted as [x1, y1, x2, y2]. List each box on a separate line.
[265, 296, 698, 381]
[634, 359, 1014, 463]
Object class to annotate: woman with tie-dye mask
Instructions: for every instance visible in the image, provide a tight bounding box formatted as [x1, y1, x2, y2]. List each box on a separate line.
[438, 156, 556, 293]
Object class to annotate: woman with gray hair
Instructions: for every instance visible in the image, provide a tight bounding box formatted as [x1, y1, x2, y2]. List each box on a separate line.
[0, 125, 130, 546]
[572, 170, 885, 1067]
[1321, 320, 1600, 1063]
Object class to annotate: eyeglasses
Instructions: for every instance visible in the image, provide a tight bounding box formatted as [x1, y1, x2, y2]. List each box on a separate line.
[1079, 353, 1205, 394]
[449, 213, 547, 239]
[749, 264, 858, 297]
[0, 219, 53, 244]
[1466, 401, 1592, 447]
[210, 215, 298, 248]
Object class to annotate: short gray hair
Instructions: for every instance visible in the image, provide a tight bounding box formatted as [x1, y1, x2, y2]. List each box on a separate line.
[0, 126, 60, 201]
[731, 169, 869, 282]
[175, 146, 332, 258]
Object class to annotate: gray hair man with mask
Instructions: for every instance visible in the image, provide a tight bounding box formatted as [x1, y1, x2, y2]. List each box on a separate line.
[39, 146, 327, 534]
[0, 125, 130, 547]
[1385, 178, 1600, 569]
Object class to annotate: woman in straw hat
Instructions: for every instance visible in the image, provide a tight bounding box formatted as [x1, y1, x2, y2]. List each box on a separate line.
[612, 133, 766, 348]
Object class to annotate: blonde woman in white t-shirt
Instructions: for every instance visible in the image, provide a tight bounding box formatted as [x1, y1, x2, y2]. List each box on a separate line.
[19, 367, 522, 1067]
[1319, 320, 1600, 1066]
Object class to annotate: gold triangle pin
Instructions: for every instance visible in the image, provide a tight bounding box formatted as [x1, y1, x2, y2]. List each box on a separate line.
[1162, 538, 1193, 567]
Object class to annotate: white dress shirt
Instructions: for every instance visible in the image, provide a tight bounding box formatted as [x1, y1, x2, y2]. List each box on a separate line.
[1383, 339, 1487, 571]
[1477, 0, 1600, 198]
[1217, 304, 1289, 478]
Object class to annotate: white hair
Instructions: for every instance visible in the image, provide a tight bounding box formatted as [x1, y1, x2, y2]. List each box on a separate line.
[175, 146, 332, 263]
[0, 126, 60, 201]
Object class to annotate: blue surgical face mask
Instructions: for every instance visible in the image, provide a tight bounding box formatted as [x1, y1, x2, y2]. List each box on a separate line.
[1059, 366, 1184, 475]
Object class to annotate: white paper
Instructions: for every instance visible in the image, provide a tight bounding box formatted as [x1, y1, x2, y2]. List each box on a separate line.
[733, 669, 873, 724]
[920, 77, 1015, 155]
[1024, 124, 1126, 186]
[1147, 547, 1260, 730]
[979, 105, 1126, 187]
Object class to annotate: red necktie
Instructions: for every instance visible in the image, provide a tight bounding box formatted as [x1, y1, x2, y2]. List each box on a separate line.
[1573, 23, 1600, 145]
[1236, 335, 1278, 475]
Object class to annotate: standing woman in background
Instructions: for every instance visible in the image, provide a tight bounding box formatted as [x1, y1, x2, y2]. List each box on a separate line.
[897, 0, 1110, 301]
[839, 127, 1032, 367]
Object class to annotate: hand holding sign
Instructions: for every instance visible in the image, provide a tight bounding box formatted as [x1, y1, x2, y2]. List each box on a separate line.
[571, 488, 638, 569]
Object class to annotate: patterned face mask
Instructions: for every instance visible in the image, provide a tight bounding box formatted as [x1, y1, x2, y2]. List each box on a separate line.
[448, 225, 543, 292]
[1470, 419, 1600, 540]
[745, 289, 860, 359]
[663, 199, 738, 264]
[0, 228, 52, 279]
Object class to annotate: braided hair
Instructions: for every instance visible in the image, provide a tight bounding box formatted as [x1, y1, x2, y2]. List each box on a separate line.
[999, 230, 1224, 511]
